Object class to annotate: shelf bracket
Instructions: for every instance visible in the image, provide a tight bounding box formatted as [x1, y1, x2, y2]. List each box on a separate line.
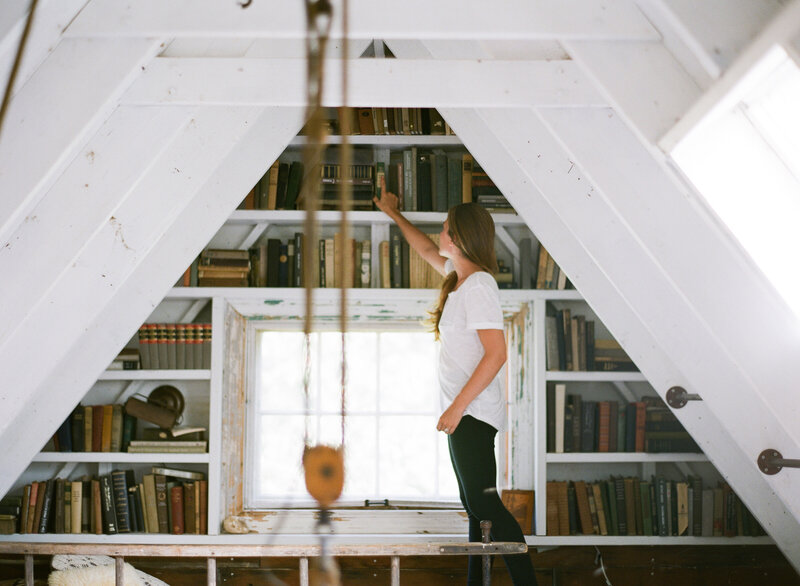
[758, 449, 800, 475]
[180, 299, 210, 323]
[611, 381, 637, 404]
[665, 386, 701, 408]
[238, 221, 270, 250]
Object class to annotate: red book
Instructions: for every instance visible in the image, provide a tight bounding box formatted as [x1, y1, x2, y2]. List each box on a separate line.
[91, 405, 104, 452]
[25, 482, 39, 534]
[198, 480, 208, 535]
[597, 402, 610, 453]
[634, 402, 646, 452]
[170, 486, 184, 534]
[184, 483, 196, 535]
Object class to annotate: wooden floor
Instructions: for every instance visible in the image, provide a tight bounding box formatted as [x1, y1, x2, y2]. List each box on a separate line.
[0, 545, 797, 585]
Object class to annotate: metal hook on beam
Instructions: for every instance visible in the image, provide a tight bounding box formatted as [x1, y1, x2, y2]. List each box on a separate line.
[758, 449, 800, 475]
[665, 386, 702, 409]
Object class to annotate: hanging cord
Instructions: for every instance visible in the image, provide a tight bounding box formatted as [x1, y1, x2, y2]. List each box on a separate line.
[337, 0, 351, 451]
[301, 0, 333, 447]
[0, 0, 38, 143]
[594, 546, 614, 585]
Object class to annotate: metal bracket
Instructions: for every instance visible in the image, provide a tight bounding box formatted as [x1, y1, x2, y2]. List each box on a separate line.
[438, 543, 527, 555]
[758, 449, 800, 475]
[665, 386, 701, 409]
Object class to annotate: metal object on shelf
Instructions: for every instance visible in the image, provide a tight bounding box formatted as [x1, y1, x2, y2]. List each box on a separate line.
[482, 520, 492, 586]
[665, 386, 702, 409]
[758, 449, 800, 475]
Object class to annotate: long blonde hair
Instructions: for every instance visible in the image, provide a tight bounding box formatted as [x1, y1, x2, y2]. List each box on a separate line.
[428, 203, 498, 339]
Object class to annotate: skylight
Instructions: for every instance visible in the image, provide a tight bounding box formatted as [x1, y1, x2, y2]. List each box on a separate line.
[671, 46, 800, 316]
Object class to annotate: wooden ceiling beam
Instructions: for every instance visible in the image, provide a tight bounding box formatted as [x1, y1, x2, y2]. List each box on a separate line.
[121, 58, 607, 107]
[64, 0, 659, 41]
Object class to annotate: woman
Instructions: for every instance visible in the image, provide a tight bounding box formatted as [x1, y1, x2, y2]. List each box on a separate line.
[374, 179, 538, 585]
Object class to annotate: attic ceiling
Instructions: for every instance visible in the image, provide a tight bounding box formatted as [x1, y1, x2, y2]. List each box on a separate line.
[1, 0, 799, 569]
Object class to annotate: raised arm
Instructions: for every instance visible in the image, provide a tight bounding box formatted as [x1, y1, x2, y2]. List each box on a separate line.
[373, 178, 448, 276]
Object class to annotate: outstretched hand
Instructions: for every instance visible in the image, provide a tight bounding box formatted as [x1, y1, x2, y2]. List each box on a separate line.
[373, 176, 400, 216]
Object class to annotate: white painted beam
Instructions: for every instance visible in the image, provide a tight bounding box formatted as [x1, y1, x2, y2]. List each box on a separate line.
[0, 105, 195, 351]
[0, 0, 88, 97]
[65, 0, 659, 41]
[0, 37, 162, 250]
[660, 0, 800, 151]
[642, 0, 788, 78]
[0, 105, 305, 497]
[563, 39, 701, 147]
[440, 106, 800, 569]
[120, 58, 606, 108]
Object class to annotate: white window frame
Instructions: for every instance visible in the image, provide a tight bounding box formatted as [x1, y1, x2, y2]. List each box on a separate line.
[244, 318, 471, 510]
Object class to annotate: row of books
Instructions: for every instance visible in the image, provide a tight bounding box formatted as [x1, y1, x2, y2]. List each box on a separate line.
[48, 404, 208, 454]
[546, 390, 699, 454]
[49, 404, 136, 453]
[8, 468, 207, 535]
[545, 307, 637, 372]
[331, 107, 453, 137]
[381, 152, 512, 214]
[135, 323, 212, 369]
[182, 232, 526, 290]
[545, 476, 765, 538]
[238, 150, 516, 216]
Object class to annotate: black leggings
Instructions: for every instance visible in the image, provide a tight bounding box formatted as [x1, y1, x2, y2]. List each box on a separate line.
[448, 415, 538, 585]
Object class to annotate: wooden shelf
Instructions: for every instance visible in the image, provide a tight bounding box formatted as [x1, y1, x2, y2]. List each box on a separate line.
[225, 209, 526, 226]
[0, 533, 773, 547]
[546, 452, 708, 464]
[32, 453, 209, 464]
[545, 371, 647, 382]
[290, 135, 463, 147]
[97, 369, 211, 381]
[524, 535, 772, 546]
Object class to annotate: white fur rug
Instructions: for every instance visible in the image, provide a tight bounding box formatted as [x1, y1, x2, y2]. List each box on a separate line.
[48, 563, 143, 586]
[48, 555, 169, 586]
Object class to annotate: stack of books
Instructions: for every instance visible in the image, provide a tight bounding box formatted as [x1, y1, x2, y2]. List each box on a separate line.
[0, 496, 22, 535]
[198, 249, 250, 287]
[545, 476, 765, 538]
[108, 348, 140, 370]
[14, 468, 208, 535]
[319, 163, 375, 210]
[472, 164, 514, 213]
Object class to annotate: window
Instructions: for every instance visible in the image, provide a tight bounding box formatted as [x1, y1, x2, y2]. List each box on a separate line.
[246, 323, 463, 508]
[671, 46, 800, 316]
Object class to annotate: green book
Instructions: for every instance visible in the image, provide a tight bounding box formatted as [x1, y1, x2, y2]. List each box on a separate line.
[599, 481, 616, 536]
[640, 480, 653, 536]
[605, 478, 618, 536]
[283, 161, 304, 210]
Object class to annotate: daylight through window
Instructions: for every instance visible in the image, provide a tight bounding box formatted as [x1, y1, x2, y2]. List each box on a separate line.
[246, 326, 463, 508]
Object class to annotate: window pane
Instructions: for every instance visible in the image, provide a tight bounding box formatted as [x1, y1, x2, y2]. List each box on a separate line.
[341, 415, 377, 497]
[378, 332, 439, 412]
[345, 332, 378, 412]
[256, 414, 306, 499]
[378, 415, 437, 498]
[257, 331, 307, 412]
[438, 433, 460, 498]
[318, 332, 378, 413]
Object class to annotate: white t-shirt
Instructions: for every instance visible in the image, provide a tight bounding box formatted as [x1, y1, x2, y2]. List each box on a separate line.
[438, 259, 506, 432]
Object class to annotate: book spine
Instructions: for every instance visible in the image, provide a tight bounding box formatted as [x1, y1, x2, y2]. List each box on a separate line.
[99, 475, 118, 534]
[37, 479, 54, 534]
[155, 474, 170, 534]
[170, 485, 185, 534]
[110, 470, 130, 533]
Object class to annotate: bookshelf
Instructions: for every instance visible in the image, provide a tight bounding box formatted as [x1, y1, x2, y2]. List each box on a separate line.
[0, 111, 770, 547]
